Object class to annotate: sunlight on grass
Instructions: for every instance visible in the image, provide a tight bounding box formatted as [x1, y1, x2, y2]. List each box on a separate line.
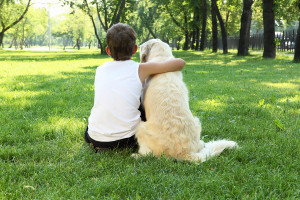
[262, 82, 299, 89]
[38, 116, 84, 132]
[277, 95, 300, 103]
[197, 99, 225, 112]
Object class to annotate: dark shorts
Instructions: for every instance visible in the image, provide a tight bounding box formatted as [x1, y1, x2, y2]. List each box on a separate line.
[84, 126, 138, 152]
[84, 103, 146, 152]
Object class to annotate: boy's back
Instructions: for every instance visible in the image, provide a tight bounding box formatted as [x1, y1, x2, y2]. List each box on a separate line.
[88, 60, 142, 142]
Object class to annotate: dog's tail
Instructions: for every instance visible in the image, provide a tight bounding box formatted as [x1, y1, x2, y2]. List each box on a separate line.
[193, 140, 237, 162]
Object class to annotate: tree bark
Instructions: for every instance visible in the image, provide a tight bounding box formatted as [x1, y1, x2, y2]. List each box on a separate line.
[183, 11, 190, 50]
[294, 16, 300, 62]
[0, 32, 3, 47]
[211, 0, 218, 53]
[238, 0, 254, 56]
[194, 6, 200, 50]
[263, 0, 276, 58]
[214, 0, 228, 54]
[200, 0, 207, 51]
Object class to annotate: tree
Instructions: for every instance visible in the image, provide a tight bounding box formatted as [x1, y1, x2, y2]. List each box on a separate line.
[137, 0, 159, 39]
[214, 0, 228, 54]
[238, 0, 254, 56]
[3, 5, 47, 49]
[263, 0, 276, 58]
[161, 0, 192, 50]
[52, 14, 73, 50]
[199, 0, 207, 51]
[294, 3, 300, 62]
[211, 0, 218, 52]
[0, 0, 31, 47]
[190, 0, 200, 50]
[62, 0, 132, 54]
[71, 10, 89, 50]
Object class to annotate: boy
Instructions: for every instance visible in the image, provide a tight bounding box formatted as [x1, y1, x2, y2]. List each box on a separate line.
[85, 23, 185, 151]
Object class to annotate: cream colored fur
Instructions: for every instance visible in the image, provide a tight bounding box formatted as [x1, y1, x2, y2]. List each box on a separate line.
[135, 39, 237, 162]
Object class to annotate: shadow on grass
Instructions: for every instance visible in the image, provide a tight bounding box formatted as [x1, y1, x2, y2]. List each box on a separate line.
[0, 65, 96, 149]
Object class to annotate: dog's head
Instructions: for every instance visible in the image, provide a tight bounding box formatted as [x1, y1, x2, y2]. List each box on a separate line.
[140, 39, 173, 63]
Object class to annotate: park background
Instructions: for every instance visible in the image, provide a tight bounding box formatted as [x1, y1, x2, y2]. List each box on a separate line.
[1, 0, 300, 199]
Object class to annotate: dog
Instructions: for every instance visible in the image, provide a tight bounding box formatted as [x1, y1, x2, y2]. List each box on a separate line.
[135, 39, 237, 162]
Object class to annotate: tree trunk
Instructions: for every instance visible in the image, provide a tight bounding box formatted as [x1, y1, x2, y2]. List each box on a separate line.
[211, 0, 218, 53]
[177, 37, 182, 50]
[294, 16, 300, 62]
[215, 0, 228, 54]
[200, 0, 207, 51]
[9, 38, 14, 48]
[183, 12, 190, 50]
[193, 4, 200, 50]
[0, 32, 4, 47]
[191, 30, 195, 50]
[76, 39, 80, 50]
[238, 0, 254, 56]
[263, 0, 276, 58]
[148, 27, 157, 38]
[83, 0, 104, 54]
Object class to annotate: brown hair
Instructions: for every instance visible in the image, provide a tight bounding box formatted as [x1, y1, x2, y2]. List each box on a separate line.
[106, 23, 137, 61]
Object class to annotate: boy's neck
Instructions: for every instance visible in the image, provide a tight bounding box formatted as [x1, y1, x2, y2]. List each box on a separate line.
[114, 58, 132, 61]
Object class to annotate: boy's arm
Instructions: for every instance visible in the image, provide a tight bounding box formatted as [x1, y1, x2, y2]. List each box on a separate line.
[139, 58, 185, 82]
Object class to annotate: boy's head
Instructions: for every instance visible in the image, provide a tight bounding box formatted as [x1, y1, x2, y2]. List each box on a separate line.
[106, 23, 137, 61]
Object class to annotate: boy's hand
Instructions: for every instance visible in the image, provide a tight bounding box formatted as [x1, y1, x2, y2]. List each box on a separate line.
[139, 58, 185, 83]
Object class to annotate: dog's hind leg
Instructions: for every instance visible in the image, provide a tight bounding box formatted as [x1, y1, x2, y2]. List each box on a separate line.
[131, 142, 153, 159]
[132, 122, 154, 158]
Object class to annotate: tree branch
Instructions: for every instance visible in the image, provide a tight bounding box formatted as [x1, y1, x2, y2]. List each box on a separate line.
[83, 0, 102, 47]
[165, 4, 184, 31]
[3, 0, 31, 32]
[0, 0, 5, 8]
[115, 0, 125, 24]
[110, 0, 125, 28]
[96, 2, 107, 31]
[148, 27, 157, 38]
[103, 0, 108, 30]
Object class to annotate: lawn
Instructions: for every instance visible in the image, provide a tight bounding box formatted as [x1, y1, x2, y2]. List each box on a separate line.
[0, 49, 299, 199]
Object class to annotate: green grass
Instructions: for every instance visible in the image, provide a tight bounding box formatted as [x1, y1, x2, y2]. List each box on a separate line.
[0, 49, 299, 199]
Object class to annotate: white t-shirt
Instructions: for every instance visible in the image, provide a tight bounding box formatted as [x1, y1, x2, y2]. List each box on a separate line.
[88, 60, 143, 142]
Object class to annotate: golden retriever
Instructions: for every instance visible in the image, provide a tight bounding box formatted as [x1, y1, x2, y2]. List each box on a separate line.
[135, 39, 237, 162]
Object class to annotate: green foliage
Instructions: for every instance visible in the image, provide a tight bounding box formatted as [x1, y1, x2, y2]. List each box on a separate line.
[218, 0, 243, 36]
[5, 6, 48, 48]
[0, 50, 299, 199]
[0, 1, 28, 29]
[252, 0, 300, 33]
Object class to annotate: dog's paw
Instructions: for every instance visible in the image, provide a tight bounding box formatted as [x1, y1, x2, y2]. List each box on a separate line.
[131, 153, 141, 159]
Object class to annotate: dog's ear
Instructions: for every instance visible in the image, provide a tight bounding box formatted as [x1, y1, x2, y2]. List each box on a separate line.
[141, 53, 147, 63]
[140, 44, 149, 63]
